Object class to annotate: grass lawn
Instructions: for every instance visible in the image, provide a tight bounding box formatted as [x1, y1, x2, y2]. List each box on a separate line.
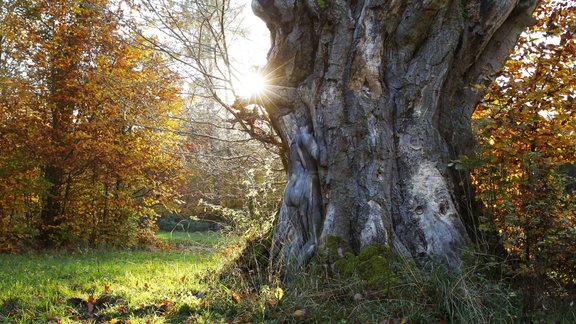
[156, 230, 232, 248]
[0, 231, 230, 323]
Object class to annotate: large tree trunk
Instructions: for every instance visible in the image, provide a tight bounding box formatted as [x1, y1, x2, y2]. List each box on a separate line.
[252, 0, 539, 272]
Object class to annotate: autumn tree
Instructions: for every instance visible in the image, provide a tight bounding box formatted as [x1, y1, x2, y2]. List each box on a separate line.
[473, 0, 575, 286]
[236, 0, 544, 273]
[0, 0, 185, 249]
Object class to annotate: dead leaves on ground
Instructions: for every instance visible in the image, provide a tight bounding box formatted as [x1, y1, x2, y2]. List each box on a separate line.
[64, 290, 179, 322]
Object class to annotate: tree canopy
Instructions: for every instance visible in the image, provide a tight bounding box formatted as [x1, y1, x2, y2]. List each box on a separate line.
[0, 0, 185, 250]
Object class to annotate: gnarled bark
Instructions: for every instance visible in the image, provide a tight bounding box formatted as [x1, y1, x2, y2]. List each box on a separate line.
[252, 0, 539, 273]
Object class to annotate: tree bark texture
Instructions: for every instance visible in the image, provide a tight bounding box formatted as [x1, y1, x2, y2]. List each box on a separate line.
[252, 0, 539, 272]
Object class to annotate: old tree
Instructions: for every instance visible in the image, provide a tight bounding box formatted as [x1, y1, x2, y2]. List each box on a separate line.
[246, 0, 540, 271]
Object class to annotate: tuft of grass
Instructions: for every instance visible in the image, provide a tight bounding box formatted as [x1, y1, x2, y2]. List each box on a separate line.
[203, 242, 575, 323]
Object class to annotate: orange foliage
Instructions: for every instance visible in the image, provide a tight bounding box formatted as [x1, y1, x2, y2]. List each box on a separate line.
[473, 0, 575, 285]
[0, 0, 187, 250]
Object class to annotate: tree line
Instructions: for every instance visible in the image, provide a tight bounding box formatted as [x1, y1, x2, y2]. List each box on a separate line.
[0, 0, 282, 251]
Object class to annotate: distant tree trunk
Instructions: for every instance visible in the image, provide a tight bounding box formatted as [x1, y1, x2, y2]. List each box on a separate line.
[251, 0, 539, 272]
[40, 165, 64, 246]
[40, 35, 76, 247]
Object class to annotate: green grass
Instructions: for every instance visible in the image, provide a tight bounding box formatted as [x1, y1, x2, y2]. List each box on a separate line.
[156, 230, 231, 247]
[0, 231, 230, 323]
[2, 234, 573, 323]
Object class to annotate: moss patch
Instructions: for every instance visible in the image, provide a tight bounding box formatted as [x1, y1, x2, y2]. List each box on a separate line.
[333, 243, 400, 290]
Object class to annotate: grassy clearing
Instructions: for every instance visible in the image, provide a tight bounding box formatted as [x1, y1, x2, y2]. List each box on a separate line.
[2, 233, 574, 323]
[0, 231, 229, 323]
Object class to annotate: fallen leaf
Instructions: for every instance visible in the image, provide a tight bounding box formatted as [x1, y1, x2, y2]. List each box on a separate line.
[47, 314, 59, 321]
[292, 309, 307, 318]
[87, 302, 94, 316]
[159, 300, 174, 316]
[231, 292, 241, 303]
[274, 287, 284, 300]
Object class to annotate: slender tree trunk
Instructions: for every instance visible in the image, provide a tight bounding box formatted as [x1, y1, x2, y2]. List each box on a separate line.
[40, 31, 75, 246]
[252, 0, 539, 272]
[40, 165, 64, 246]
[40, 69, 68, 246]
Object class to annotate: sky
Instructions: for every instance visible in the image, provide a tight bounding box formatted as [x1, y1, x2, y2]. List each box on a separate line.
[235, 0, 270, 67]
[118, 0, 270, 99]
[228, 0, 271, 96]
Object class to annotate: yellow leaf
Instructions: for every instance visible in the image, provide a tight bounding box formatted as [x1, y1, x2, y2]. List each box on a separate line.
[274, 287, 284, 300]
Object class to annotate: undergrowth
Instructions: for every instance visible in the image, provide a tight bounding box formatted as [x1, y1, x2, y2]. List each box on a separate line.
[191, 240, 576, 323]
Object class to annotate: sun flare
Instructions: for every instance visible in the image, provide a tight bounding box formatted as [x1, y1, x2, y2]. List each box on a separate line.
[235, 70, 268, 99]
